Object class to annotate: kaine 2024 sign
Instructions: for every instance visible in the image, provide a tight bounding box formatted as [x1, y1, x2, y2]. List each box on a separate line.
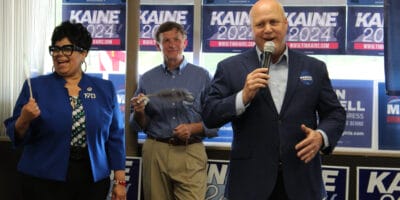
[347, 6, 384, 56]
[139, 5, 194, 52]
[358, 167, 400, 199]
[284, 6, 346, 55]
[62, 4, 126, 50]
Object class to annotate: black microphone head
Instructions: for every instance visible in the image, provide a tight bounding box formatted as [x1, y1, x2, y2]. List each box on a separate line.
[263, 41, 275, 53]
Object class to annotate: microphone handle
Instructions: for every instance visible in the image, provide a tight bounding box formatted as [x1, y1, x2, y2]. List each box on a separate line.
[261, 51, 272, 74]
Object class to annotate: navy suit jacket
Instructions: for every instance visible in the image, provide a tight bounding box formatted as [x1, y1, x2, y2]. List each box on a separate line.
[202, 47, 346, 200]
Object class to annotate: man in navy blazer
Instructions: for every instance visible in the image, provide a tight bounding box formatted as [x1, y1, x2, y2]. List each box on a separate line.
[201, 0, 346, 199]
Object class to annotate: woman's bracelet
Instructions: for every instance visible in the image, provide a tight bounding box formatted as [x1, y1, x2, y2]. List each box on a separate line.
[113, 179, 127, 187]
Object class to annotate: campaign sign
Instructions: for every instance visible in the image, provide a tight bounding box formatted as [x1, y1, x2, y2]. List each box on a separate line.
[284, 6, 346, 55]
[206, 160, 229, 200]
[109, 74, 126, 114]
[205, 160, 348, 200]
[332, 80, 373, 148]
[63, 0, 124, 3]
[347, 0, 384, 5]
[107, 156, 142, 200]
[322, 165, 349, 200]
[203, 0, 256, 4]
[62, 4, 126, 50]
[347, 6, 384, 56]
[202, 5, 253, 53]
[378, 82, 400, 150]
[357, 167, 400, 200]
[140, 5, 194, 51]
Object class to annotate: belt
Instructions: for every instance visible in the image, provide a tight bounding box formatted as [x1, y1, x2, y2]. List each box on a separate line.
[147, 136, 202, 146]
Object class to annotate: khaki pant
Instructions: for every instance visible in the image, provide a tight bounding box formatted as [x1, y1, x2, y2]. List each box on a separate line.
[142, 139, 207, 200]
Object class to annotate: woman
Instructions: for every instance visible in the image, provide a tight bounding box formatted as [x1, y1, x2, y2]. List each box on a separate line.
[4, 21, 126, 200]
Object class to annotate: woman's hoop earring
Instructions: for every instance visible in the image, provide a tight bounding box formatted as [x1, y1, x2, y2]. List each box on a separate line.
[82, 61, 87, 72]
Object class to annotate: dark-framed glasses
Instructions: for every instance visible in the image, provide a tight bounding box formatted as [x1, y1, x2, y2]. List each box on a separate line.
[49, 44, 84, 56]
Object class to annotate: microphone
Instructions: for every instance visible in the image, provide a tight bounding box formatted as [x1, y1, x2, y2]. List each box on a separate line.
[261, 41, 275, 73]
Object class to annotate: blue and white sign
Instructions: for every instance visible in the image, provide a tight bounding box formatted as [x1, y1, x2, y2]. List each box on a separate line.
[378, 82, 400, 150]
[347, 0, 384, 5]
[63, 0, 124, 3]
[206, 160, 229, 200]
[139, 5, 194, 51]
[347, 6, 384, 56]
[357, 167, 400, 200]
[203, 0, 256, 4]
[202, 5, 252, 53]
[322, 165, 349, 200]
[107, 157, 142, 200]
[285, 6, 346, 55]
[333, 80, 373, 148]
[62, 4, 126, 50]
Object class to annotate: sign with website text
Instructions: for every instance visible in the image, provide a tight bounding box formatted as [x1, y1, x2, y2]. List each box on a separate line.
[139, 5, 194, 51]
[202, 5, 253, 53]
[332, 80, 373, 148]
[284, 6, 346, 55]
[62, 4, 126, 50]
[347, 6, 384, 55]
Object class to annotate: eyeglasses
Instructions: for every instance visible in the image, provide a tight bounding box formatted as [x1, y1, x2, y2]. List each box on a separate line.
[49, 44, 84, 56]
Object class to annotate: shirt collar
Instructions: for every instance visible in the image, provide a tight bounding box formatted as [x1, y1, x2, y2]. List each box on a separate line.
[162, 57, 188, 75]
[256, 45, 288, 64]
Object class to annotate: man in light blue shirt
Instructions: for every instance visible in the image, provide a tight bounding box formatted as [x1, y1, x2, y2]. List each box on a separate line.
[130, 21, 217, 200]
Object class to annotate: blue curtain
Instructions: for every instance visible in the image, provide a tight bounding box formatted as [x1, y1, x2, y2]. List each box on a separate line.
[384, 0, 400, 95]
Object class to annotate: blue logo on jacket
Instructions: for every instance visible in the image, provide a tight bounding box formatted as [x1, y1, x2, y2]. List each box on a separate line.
[300, 71, 313, 85]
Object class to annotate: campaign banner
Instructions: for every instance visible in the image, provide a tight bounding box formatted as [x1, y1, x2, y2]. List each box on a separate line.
[347, 6, 384, 56]
[140, 5, 194, 51]
[347, 0, 384, 5]
[322, 165, 349, 200]
[62, 4, 126, 50]
[202, 5, 253, 53]
[332, 80, 373, 148]
[107, 156, 142, 200]
[206, 160, 229, 199]
[378, 82, 400, 150]
[203, 0, 256, 5]
[284, 6, 346, 55]
[109, 74, 126, 114]
[205, 160, 348, 200]
[63, 0, 124, 3]
[384, 0, 400, 95]
[357, 167, 400, 199]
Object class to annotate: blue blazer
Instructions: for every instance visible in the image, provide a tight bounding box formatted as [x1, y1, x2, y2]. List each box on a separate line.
[4, 73, 125, 182]
[202, 47, 346, 200]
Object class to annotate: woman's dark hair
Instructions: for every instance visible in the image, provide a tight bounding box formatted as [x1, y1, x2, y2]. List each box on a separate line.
[51, 21, 92, 51]
[154, 21, 187, 43]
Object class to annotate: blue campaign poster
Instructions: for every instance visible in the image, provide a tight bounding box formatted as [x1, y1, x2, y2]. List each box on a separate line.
[203, 0, 256, 4]
[378, 82, 400, 150]
[202, 5, 253, 53]
[357, 167, 400, 199]
[332, 80, 373, 148]
[139, 5, 194, 52]
[322, 165, 349, 200]
[285, 6, 346, 55]
[347, 0, 383, 5]
[346, 6, 384, 56]
[107, 157, 142, 200]
[62, 4, 126, 51]
[109, 74, 126, 115]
